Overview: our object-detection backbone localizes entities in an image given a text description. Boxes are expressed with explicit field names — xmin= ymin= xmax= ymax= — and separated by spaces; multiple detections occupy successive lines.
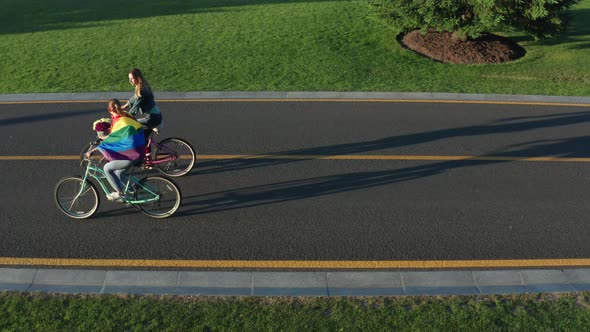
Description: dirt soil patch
xmin=400 ymin=30 xmax=526 ymax=64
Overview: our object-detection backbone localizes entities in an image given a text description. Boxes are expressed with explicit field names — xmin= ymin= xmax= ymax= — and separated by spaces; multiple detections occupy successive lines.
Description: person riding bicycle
xmin=85 ymin=99 xmax=145 ymax=201
xmin=121 ymin=68 xmax=162 ymax=149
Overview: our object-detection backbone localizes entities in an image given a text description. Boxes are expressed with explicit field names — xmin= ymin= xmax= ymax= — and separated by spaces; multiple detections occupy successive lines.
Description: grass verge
xmin=2 ymin=292 xmax=590 ymax=330
xmin=1 ymin=0 xmax=589 ymax=96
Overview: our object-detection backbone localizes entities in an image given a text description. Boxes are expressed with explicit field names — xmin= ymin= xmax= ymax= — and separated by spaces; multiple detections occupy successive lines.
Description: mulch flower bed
xmin=400 ymin=29 xmax=526 ymax=64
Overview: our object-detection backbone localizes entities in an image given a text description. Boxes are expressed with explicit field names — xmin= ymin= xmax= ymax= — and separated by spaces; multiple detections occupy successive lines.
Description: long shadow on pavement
xmin=192 ymin=110 xmax=590 ymax=177
xmin=180 ymin=134 xmax=590 ymax=216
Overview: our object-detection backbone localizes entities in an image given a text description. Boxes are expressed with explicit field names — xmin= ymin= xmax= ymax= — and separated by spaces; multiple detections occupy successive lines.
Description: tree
xmin=369 ymin=0 xmax=579 ymax=39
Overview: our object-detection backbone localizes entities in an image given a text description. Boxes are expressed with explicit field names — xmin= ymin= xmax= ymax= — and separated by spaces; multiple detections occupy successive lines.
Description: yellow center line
xmin=166 ymin=99 xmax=590 ymax=107
xmin=1 ymin=154 xmax=590 ymax=162
xmin=1 ymin=257 xmax=590 ymax=269
xmin=2 ymin=152 xmax=588 ymax=270
xmin=0 ymin=155 xmax=81 ymax=160
xmin=1 ymin=98 xmax=589 ymax=107
xmin=199 ymin=154 xmax=590 ymax=162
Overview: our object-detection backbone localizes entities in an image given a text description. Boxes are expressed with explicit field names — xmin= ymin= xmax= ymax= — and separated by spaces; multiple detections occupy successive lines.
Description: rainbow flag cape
xmin=98 ymin=116 xmax=145 ymax=161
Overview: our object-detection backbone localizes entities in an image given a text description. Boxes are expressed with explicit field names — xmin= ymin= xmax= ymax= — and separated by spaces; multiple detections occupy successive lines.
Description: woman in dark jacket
xmin=122 ymin=68 xmax=162 ymax=144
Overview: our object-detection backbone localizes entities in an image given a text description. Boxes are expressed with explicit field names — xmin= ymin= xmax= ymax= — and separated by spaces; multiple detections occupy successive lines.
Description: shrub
xmin=369 ymin=0 xmax=579 ymax=39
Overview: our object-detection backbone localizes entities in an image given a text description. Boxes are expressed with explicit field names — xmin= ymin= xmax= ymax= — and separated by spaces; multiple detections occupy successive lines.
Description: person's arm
xmin=85 ymin=137 xmax=107 ymax=158
xmin=85 ymin=146 xmax=98 ymax=159
xmin=127 ymin=95 xmax=142 ymax=116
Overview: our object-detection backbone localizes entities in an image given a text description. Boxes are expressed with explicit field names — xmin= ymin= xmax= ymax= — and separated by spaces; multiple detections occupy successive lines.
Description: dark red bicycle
xmin=80 ymin=128 xmax=195 ymax=177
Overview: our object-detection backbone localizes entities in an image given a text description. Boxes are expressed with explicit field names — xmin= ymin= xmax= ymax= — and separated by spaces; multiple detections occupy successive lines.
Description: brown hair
xmin=107 ymin=98 xmax=126 ymax=116
xmin=129 ymin=68 xmax=152 ymax=97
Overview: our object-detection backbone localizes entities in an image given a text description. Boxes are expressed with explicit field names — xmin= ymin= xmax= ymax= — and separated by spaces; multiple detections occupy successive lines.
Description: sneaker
xmin=106 ymin=192 xmax=120 ymax=201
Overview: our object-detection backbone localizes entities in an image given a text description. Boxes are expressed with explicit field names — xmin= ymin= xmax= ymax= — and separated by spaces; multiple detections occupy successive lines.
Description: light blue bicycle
xmin=55 ymin=141 xmax=182 ymax=219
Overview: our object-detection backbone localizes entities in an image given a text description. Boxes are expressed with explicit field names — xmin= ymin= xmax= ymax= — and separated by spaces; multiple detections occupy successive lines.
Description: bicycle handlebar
xmin=81 ymin=155 xmax=90 ymax=166
xmin=81 ymin=138 xmax=103 ymax=166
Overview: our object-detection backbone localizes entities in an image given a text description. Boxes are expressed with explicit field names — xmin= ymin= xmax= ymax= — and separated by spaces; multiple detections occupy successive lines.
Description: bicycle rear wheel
xmin=54 ymin=177 xmax=99 ymax=219
xmin=135 ymin=176 xmax=181 ymax=218
xmin=153 ymin=137 xmax=195 ymax=177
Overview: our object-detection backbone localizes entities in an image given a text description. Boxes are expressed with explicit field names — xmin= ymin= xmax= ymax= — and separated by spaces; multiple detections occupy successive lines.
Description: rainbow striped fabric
xmin=98 ymin=116 xmax=145 ymax=161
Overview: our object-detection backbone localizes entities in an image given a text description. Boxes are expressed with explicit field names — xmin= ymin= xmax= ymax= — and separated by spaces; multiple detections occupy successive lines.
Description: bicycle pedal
xmin=114 ymin=195 xmax=131 ymax=203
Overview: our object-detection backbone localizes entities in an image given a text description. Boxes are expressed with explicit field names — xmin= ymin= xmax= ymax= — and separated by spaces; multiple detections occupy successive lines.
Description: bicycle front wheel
xmin=153 ymin=138 xmax=196 ymax=177
xmin=136 ymin=176 xmax=181 ymax=218
xmin=54 ymin=177 xmax=99 ymax=219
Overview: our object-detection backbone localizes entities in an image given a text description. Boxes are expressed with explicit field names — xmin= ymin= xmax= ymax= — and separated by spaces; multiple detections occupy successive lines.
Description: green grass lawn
xmin=2 ymin=292 xmax=590 ymax=330
xmin=1 ymin=0 xmax=589 ymax=96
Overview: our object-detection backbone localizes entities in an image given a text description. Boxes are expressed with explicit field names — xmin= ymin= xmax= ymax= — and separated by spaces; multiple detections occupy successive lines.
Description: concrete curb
xmin=1 ymin=91 xmax=589 ymax=104
xmin=2 ymin=268 xmax=590 ymax=296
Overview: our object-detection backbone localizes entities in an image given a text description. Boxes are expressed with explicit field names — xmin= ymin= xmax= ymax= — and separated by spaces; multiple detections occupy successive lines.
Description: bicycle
xmin=55 ymin=148 xmax=182 ymax=219
xmin=80 ymin=128 xmax=196 ymax=177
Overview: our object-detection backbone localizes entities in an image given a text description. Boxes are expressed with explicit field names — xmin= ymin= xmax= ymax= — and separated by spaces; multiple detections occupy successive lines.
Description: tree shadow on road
xmin=192 ymin=110 xmax=590 ymax=177
xmin=0 ymin=109 xmax=104 ymax=127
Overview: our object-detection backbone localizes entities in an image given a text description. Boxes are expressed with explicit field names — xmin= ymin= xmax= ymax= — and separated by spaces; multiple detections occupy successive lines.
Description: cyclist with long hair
xmin=122 ymin=68 xmax=162 ymax=145
xmin=85 ymin=99 xmax=145 ymax=201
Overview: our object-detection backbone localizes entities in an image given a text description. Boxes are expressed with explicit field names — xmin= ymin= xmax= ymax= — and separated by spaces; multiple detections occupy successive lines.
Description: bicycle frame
xmin=144 ymin=136 xmax=179 ymax=167
xmin=79 ymin=157 xmax=160 ymax=205
xmin=89 ymin=132 xmax=183 ymax=168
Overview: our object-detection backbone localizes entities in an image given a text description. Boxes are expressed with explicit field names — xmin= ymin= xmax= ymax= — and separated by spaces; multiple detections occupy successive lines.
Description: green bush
xmin=369 ymin=0 xmax=579 ymax=39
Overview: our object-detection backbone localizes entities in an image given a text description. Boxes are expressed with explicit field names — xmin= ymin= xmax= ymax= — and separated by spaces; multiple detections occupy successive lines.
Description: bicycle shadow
xmin=82 ymin=109 xmax=590 ymax=218
xmin=92 ymin=205 xmax=139 ymax=219
xmin=179 ymin=134 xmax=590 ymax=216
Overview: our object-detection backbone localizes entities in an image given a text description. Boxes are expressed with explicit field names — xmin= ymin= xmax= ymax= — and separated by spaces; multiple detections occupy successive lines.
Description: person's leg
xmin=104 ymin=160 xmax=133 ymax=193
xmin=146 ymin=113 xmax=162 ymax=128
xmin=143 ymin=128 xmax=152 ymax=146
xmin=113 ymin=167 xmax=131 ymax=192
xmin=138 ymin=113 xmax=162 ymax=146
xmin=138 ymin=114 xmax=152 ymax=147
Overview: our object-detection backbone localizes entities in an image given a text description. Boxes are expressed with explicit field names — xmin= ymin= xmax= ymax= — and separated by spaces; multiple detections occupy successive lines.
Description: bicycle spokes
xmin=152 ymin=138 xmax=195 ymax=177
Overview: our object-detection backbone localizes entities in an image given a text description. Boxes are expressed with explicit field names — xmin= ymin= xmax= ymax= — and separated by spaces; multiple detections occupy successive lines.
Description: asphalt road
xmin=1 ymin=99 xmax=590 ymax=268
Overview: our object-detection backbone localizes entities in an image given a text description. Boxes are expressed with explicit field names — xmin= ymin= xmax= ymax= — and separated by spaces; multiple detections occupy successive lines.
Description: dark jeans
xmin=138 ymin=113 xmax=162 ymax=145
